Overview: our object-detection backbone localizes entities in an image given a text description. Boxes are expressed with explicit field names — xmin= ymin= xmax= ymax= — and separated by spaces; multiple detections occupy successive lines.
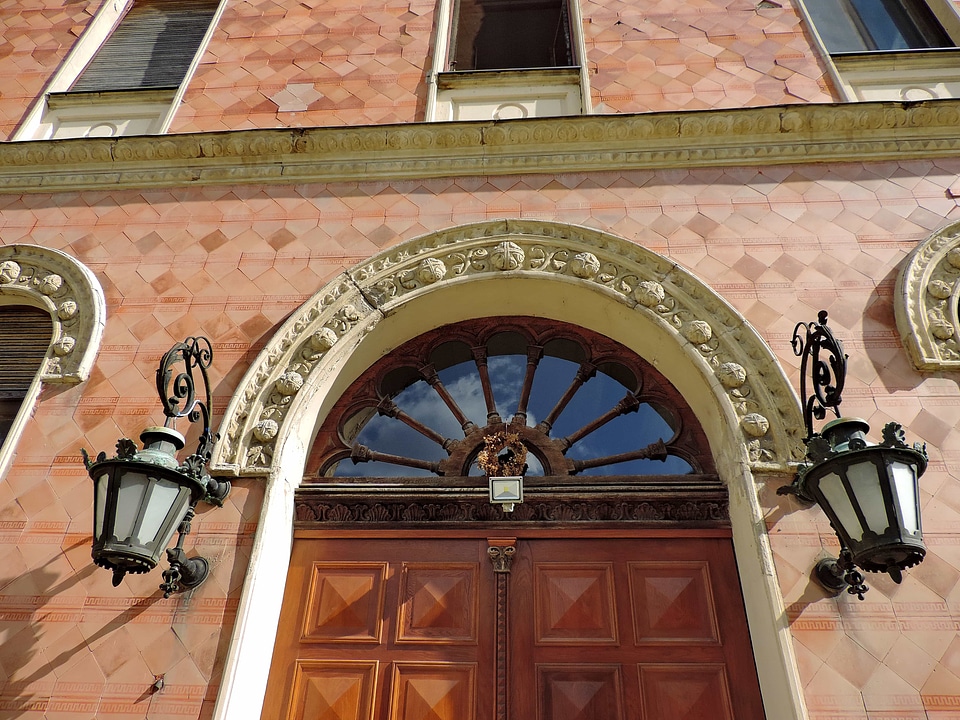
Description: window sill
xmin=433 ymin=67 xmax=583 ymax=122
xmin=831 ymin=48 xmax=960 ymax=101
xmin=438 ymin=67 xmax=581 ymax=90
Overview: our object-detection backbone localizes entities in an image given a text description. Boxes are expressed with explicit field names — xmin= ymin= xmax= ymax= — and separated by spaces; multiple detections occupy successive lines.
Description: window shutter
xmin=72 ymin=0 xmax=218 ymax=92
xmin=0 ymin=306 xmax=52 ymax=443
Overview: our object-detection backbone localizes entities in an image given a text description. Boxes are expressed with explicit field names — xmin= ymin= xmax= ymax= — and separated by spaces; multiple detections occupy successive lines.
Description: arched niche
xmin=896 ymin=218 xmax=960 ymax=371
xmin=0 ymin=244 xmax=105 ymax=479
xmin=211 ymin=219 xmax=808 ymax=720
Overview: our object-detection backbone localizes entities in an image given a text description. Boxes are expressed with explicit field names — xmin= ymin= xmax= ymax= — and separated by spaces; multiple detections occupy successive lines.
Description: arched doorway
xmin=210 ymin=220 xmax=807 ymax=720
xmin=261 ymin=317 xmax=765 ymax=720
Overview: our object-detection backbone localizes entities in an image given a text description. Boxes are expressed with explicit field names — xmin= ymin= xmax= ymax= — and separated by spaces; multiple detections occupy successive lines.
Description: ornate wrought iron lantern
xmin=83 ymin=337 xmax=230 ymax=597
xmin=779 ymin=312 xmax=927 ymax=599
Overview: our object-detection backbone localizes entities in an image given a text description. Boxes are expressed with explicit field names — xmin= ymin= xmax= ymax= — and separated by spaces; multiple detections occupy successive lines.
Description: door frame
xmin=209 ymin=221 xmax=808 ymax=720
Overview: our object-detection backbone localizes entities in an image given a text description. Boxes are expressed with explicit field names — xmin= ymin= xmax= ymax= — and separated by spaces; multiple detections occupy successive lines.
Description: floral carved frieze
xmin=212 ymin=220 xmax=805 ymax=476
xmin=0 ymin=245 xmax=105 ymax=383
xmin=896 ymin=220 xmax=960 ymax=371
xmin=2 ymin=101 xmax=960 ymax=193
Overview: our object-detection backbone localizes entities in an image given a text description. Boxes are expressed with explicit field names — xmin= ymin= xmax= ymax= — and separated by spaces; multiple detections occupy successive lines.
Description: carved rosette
xmin=0 ymin=246 xmax=105 ymax=384
xmin=212 ymin=220 xmax=803 ymax=475
xmin=897 ymin=220 xmax=960 ymax=370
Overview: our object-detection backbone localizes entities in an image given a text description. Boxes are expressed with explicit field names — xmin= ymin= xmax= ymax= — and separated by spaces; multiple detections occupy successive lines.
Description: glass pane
xmin=437 ymin=361 xmax=488 ymax=429
xmin=452 ymin=0 xmax=572 ymax=71
xmin=565 ymin=403 xmax=687 ymax=475
xmin=114 ymin=471 xmax=150 ymax=541
xmin=891 ymin=461 xmax=920 ymax=535
xmin=527 ymin=354 xmax=578 ymax=426
xmin=354 ymin=415 xmax=449 ymax=464
xmin=137 ymin=478 xmax=184 ymax=545
xmin=847 ymin=460 xmax=889 ymax=535
xmin=334 ymin=459 xmax=436 ymax=478
xmin=487 ymin=354 xmax=526 ymax=422
xmin=817 ymin=470 xmax=864 ymax=541
xmin=94 ymin=472 xmax=109 ymax=540
xmin=804 ymin=0 xmax=870 ymax=52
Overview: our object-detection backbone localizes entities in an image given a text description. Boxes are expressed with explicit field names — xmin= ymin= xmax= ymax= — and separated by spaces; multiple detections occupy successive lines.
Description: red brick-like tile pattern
xmin=2 ymin=161 xmax=960 ymax=718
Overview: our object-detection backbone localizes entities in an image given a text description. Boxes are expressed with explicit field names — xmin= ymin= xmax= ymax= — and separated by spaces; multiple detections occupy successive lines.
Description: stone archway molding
xmin=213 ymin=219 xmax=805 ymax=476
xmin=0 ymin=244 xmax=105 ymax=384
xmin=896 ymin=218 xmax=960 ymax=371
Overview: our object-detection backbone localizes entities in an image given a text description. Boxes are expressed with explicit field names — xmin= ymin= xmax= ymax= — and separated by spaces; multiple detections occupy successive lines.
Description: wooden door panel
xmin=262 ymin=538 xmax=494 ymax=720
xmin=265 ymin=534 xmax=764 ymax=720
xmin=390 ymin=662 xmax=477 ymax=720
xmin=397 ymin=564 xmax=479 ymax=644
xmin=627 ymin=562 xmax=719 ymax=645
xmin=510 ymin=538 xmax=764 ymax=720
xmin=288 ymin=660 xmax=378 ymax=720
xmin=638 ymin=663 xmax=735 ymax=720
xmin=534 ymin=563 xmax=618 ymax=644
xmin=302 ymin=563 xmax=387 ymax=644
xmin=537 ymin=665 xmax=625 ymax=720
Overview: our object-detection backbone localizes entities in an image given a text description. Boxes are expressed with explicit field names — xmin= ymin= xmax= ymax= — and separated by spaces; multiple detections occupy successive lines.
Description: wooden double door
xmin=262 ymin=530 xmax=766 ymax=720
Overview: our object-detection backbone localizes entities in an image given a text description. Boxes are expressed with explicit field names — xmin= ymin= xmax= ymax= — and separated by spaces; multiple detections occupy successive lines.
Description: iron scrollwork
xmin=792 ymin=310 xmax=848 ymax=441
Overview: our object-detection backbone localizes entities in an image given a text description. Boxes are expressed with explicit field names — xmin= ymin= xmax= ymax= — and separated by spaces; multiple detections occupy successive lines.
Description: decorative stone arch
xmin=211 ymin=220 xmax=808 ymax=720
xmin=0 ymin=244 xmax=106 ymax=476
xmin=896 ymin=218 xmax=960 ymax=371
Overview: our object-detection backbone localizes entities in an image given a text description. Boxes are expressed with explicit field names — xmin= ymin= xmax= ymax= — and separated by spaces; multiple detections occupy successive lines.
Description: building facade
xmin=2 ymin=1 xmax=960 ymax=719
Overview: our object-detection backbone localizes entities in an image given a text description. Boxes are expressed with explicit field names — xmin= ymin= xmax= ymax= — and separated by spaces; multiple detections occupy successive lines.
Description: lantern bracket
xmin=792 ymin=310 xmax=847 ymax=442
xmin=815 ymin=549 xmax=869 ymax=601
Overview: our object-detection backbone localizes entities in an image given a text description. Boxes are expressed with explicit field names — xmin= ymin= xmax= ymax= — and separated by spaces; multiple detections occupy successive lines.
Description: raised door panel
xmin=534 ymin=563 xmax=618 ymax=644
xmin=288 ymin=660 xmax=378 ymax=720
xmin=397 ymin=564 xmax=479 ymax=644
xmin=302 ymin=563 xmax=387 ymax=644
xmin=638 ymin=664 xmax=735 ymax=720
xmin=628 ymin=562 xmax=719 ymax=646
xmin=390 ymin=663 xmax=477 ymax=720
xmin=538 ymin=665 xmax=625 ymax=720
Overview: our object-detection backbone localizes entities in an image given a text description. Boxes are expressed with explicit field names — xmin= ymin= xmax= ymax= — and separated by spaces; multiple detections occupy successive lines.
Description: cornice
xmin=2 ymin=100 xmax=960 ymax=193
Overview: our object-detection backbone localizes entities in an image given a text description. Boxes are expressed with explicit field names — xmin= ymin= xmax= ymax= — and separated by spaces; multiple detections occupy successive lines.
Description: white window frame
xmin=425 ymin=0 xmax=592 ymax=121
xmin=12 ymin=0 xmax=228 ymax=141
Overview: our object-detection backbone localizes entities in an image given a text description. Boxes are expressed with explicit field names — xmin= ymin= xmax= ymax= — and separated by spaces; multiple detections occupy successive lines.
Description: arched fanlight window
xmin=307 ymin=317 xmax=714 ymax=478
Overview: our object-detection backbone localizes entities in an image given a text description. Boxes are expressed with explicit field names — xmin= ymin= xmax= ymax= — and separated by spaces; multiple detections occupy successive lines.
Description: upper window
xmin=19 ymin=0 xmax=220 ymax=140
xmin=71 ymin=0 xmax=219 ymax=92
xmin=449 ymin=0 xmax=575 ymax=71
xmin=804 ymin=0 xmax=953 ymax=53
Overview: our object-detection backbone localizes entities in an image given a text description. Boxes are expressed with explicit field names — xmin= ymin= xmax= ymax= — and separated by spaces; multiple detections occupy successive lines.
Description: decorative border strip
xmin=294 ymin=493 xmax=729 ymax=526
xmin=2 ymin=101 xmax=960 ymax=193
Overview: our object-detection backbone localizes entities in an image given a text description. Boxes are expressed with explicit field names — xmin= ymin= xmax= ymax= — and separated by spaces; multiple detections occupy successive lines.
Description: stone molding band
xmin=1 ymin=100 xmax=960 ymax=194
xmin=212 ymin=219 xmax=806 ymax=478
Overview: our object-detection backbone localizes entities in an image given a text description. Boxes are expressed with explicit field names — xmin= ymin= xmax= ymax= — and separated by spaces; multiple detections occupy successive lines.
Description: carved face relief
xmin=0 ymin=261 xmax=20 ymax=284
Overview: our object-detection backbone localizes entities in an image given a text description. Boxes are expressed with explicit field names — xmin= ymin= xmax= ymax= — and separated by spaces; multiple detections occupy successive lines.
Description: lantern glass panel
xmin=818 ymin=470 xmax=864 ymax=541
xmin=847 ymin=459 xmax=889 ymax=536
xmin=93 ymin=472 xmax=108 ymax=540
xmin=140 ymin=478 xmax=187 ymax=545
xmin=114 ymin=471 xmax=150 ymax=542
xmin=891 ymin=461 xmax=920 ymax=535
